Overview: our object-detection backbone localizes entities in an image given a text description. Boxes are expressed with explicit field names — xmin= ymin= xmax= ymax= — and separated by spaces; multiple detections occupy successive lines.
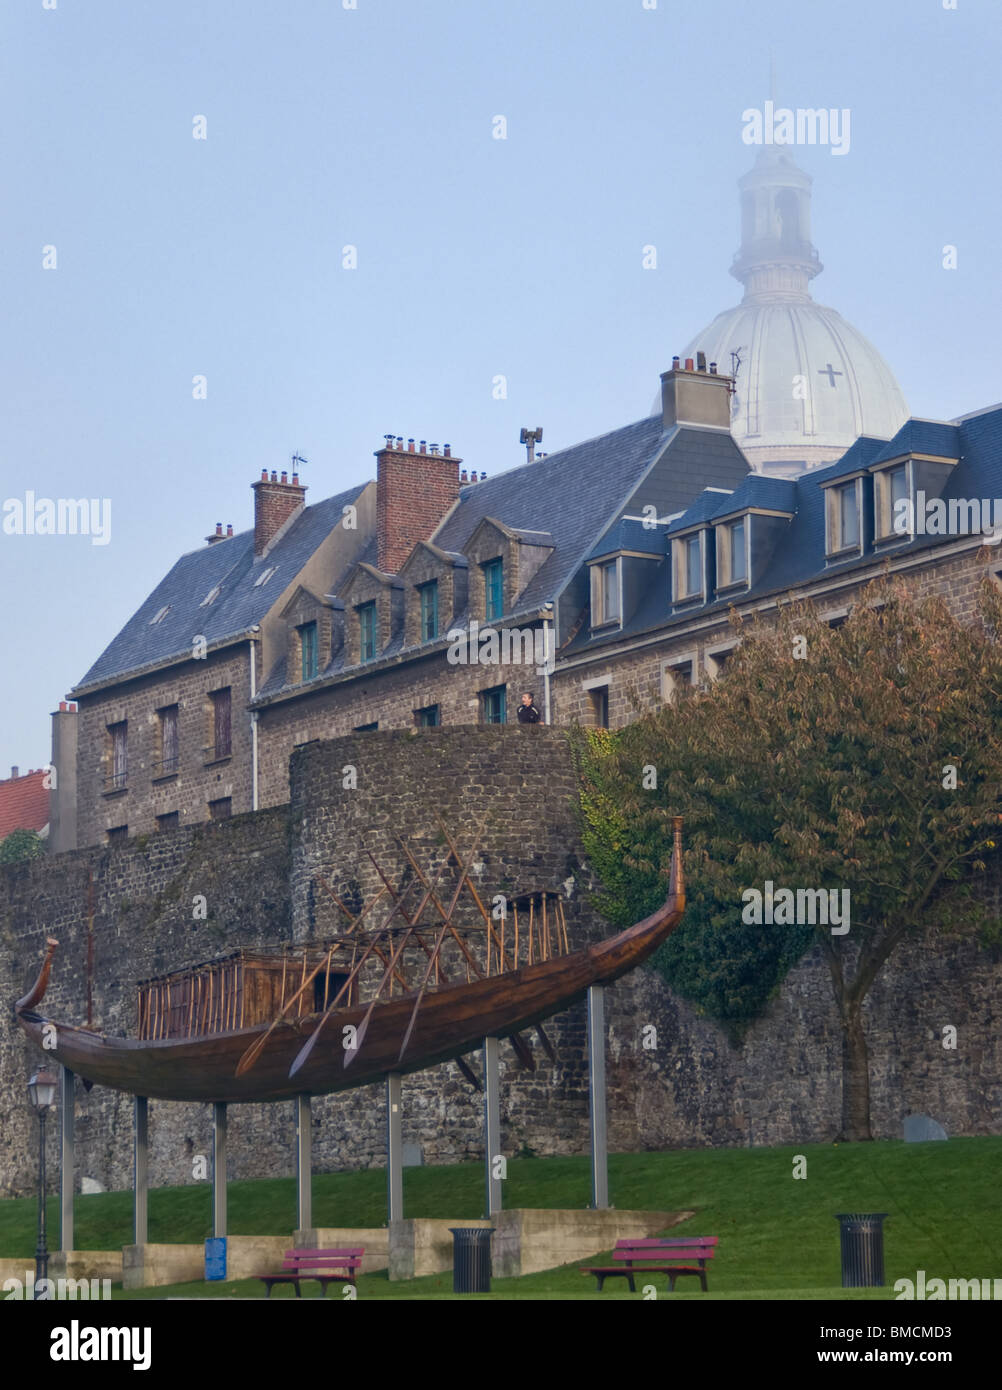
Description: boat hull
xmin=14 ymin=892 xmax=682 ymax=1103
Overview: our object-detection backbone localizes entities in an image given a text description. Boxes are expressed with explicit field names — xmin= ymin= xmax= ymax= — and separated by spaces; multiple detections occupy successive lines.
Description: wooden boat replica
xmin=14 ymin=817 xmax=685 ymax=1105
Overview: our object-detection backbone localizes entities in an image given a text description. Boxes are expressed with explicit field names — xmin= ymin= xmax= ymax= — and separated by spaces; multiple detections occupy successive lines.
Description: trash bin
xmin=834 ymin=1213 xmax=887 ymax=1287
xmin=449 ymin=1227 xmax=494 ymax=1294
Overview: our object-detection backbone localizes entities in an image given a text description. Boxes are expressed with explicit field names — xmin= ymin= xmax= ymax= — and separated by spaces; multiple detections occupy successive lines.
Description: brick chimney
xmin=252 ymin=468 xmax=307 ymax=557
xmin=660 ymin=354 xmax=733 ymax=430
xmin=376 ymin=436 xmax=462 ymax=573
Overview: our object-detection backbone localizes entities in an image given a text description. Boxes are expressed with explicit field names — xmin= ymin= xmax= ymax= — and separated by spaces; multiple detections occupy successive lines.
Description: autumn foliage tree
xmin=575 ymin=577 xmax=1002 ymax=1141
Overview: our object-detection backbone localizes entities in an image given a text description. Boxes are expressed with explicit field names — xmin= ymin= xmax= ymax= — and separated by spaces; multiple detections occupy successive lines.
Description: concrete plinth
xmin=492 ymin=1208 xmax=689 ymax=1278
xmin=123 ymin=1243 xmax=204 ymax=1290
xmin=388 ymin=1208 xmax=690 ymax=1281
xmin=389 ymin=1217 xmax=494 ymax=1280
xmin=294 ymin=1227 xmax=389 ymax=1274
xmin=50 ymin=1250 xmax=123 ymax=1283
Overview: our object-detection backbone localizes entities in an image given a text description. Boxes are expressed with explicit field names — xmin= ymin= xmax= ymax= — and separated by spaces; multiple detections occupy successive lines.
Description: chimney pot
xmin=408 ymin=438 xmax=415 ymax=452
xmin=59 ymin=701 xmax=67 ymax=711
xmin=710 ymin=362 xmax=718 ymax=374
xmin=419 ymin=441 xmax=426 ymax=453
xmin=280 ymin=470 xmax=288 ymax=484
xmin=270 ymin=470 xmax=278 ymax=483
xmin=480 ymin=471 xmax=487 ymax=481
xmin=226 ymin=523 xmax=233 ymax=537
xmin=261 ymin=469 xmax=269 ymax=481
xmin=685 ymin=358 xmax=695 ymax=371
xmin=216 ymin=522 xmax=223 ymax=534
xmin=672 ymin=355 xmax=680 ymax=368
xmin=11 ymin=766 xmax=18 ymax=779
xmin=444 ymin=444 xmax=451 ymax=457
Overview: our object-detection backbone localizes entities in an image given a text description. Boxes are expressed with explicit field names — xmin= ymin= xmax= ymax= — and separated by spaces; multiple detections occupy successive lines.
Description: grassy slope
xmin=2 ymin=1137 xmax=999 ymax=1299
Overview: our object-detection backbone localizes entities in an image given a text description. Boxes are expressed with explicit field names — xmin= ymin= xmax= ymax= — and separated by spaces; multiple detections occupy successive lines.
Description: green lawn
xmin=2 ymin=1136 xmax=999 ymax=1299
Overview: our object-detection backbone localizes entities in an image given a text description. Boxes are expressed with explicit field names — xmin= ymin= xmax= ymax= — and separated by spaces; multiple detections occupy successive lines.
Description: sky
xmin=1 ymin=0 xmax=999 ymax=774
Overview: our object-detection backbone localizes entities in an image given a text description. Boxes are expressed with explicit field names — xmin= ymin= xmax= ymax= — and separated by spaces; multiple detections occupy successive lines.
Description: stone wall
xmin=2 ymin=726 xmax=1000 ymax=1206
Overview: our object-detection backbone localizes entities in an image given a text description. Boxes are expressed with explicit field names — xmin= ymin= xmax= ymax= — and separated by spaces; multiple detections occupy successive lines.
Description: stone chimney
xmin=252 ymin=469 xmax=307 ymax=557
xmin=49 ymin=702 xmax=78 ymax=853
xmin=660 ymin=354 xmax=734 ymax=430
xmin=376 ymin=436 xmax=462 ymax=573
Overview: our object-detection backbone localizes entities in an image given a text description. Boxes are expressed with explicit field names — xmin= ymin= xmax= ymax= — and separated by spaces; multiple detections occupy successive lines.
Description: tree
xmin=0 ymin=828 xmax=45 ymax=864
xmin=575 ymin=577 xmax=1002 ymax=1141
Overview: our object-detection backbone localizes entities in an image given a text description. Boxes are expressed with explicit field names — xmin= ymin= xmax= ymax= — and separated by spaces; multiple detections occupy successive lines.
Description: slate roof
xmin=665 ymin=489 xmax=735 ymax=533
xmin=870 ymin=419 xmax=962 ymax=464
xmin=74 ymin=485 xmax=368 ymax=693
xmin=566 ymin=405 xmax=1002 ymax=656
xmin=587 ymin=517 xmax=666 ymax=560
xmin=0 ymin=770 xmax=49 ymax=838
xmin=431 ymin=415 xmax=672 ymax=613
xmin=710 ymin=475 xmax=797 ymax=519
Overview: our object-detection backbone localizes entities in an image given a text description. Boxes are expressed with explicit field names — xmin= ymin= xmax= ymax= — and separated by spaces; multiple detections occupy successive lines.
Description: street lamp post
xmin=27 ymin=1067 xmax=58 ymax=1297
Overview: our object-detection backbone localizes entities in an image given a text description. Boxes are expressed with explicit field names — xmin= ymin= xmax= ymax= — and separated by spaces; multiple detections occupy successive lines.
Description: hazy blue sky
xmin=2 ymin=0 xmax=999 ymax=772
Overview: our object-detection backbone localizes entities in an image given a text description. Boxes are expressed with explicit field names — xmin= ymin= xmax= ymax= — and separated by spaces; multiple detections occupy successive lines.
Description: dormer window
xmin=874 ymin=462 xmax=912 ymax=542
xmin=672 ymin=532 xmax=704 ymax=602
xmin=716 ymin=518 xmax=748 ymax=589
xmin=358 ymin=602 xmax=377 ymax=662
xmin=418 ymin=580 xmax=439 ymax=642
xmin=825 ymin=478 xmax=862 ymax=556
xmin=483 ymin=557 xmax=503 ymax=622
xmin=590 ymin=558 xmax=621 ymax=628
xmin=299 ymin=621 xmax=318 ymax=681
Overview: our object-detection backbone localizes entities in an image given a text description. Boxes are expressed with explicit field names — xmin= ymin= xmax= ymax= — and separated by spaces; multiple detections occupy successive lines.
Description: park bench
xmin=257 ymin=1247 xmax=364 ymax=1297
xmin=581 ymin=1236 xmax=718 ymax=1292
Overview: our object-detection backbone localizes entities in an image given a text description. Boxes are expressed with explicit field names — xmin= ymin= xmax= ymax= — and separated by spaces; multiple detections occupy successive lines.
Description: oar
xmin=236 ymin=881 xmax=395 ymax=1077
xmin=395 ymin=823 xmax=487 ymax=1065
xmin=291 ymin=861 xmax=446 ymax=1078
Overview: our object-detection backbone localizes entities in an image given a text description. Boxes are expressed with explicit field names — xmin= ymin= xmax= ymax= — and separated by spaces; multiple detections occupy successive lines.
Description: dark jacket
xmin=517 ymin=702 xmax=541 ymax=724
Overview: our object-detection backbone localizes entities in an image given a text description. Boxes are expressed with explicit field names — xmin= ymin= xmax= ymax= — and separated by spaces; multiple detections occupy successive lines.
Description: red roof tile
xmin=0 ymin=769 xmax=50 ymax=839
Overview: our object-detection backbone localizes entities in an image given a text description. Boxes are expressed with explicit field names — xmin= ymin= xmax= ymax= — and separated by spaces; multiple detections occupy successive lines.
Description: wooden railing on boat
xmin=137 ymin=892 xmax=570 ymax=1043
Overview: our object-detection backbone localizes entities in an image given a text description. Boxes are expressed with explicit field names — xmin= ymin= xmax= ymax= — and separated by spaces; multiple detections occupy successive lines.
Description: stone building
xmin=53 ymin=354 xmax=1002 ymax=849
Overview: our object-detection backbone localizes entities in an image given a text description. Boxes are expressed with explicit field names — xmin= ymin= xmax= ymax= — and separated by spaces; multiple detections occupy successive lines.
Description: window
xmin=155 ymin=705 xmax=179 ymax=777
xmin=729 ymin=520 xmax=746 ymax=582
xmin=418 ymin=581 xmax=439 ymax=642
xmin=358 ymin=603 xmax=377 ymax=662
xmin=209 ymin=688 xmax=231 ymax=759
xmin=673 ymin=534 xmax=703 ymax=601
xmin=208 ymin=797 xmax=232 ymax=821
xmin=875 ymin=463 xmax=911 ymax=540
xmin=414 ymin=705 xmax=440 ymax=727
xmin=156 ymin=812 xmax=179 ymax=832
xmin=589 ymin=686 xmax=610 ymax=728
xmin=483 ymin=558 xmax=504 ymax=622
xmin=826 ymin=480 xmax=861 ymax=555
xmin=705 ymin=644 xmax=737 ymax=681
xmin=591 ymin=559 xmax=621 ymax=626
xmin=662 ymin=654 xmax=697 ymax=702
xmin=299 ymin=621 xmax=319 ymax=681
xmin=481 ymin=684 xmax=507 ymax=724
xmin=107 ymin=721 xmax=128 ymax=791
xmin=106 ymin=825 xmax=128 ymax=845
xmin=353 ymin=721 xmax=378 ymax=732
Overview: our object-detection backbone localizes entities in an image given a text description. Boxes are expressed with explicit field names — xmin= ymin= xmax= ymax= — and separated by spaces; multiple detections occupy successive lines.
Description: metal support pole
xmin=484 ymin=1037 xmax=502 ymax=1216
xmin=587 ymin=984 xmax=609 ymax=1209
xmin=296 ymin=1094 xmax=312 ymax=1233
xmin=60 ymin=1067 xmax=74 ymax=1253
xmin=212 ymin=1102 xmax=227 ymax=1239
xmin=35 ymin=1109 xmax=49 ymax=1294
xmin=386 ymin=1074 xmax=403 ymax=1223
xmin=133 ymin=1096 xmax=148 ymax=1246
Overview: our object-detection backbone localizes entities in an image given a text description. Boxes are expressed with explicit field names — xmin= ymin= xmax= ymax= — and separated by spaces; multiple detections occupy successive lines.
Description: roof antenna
xmin=291 ymin=452 xmax=308 ymax=471
xmin=519 ymin=427 xmax=544 ymax=464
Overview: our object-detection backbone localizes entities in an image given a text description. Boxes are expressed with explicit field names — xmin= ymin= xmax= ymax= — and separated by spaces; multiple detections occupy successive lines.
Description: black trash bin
xmin=835 ymin=1212 xmax=887 ymax=1287
xmin=450 ymin=1227 xmax=494 ymax=1294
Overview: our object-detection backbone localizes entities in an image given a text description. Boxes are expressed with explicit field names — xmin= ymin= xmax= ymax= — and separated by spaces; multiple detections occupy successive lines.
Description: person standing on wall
xmin=517 ymin=692 xmax=541 ymax=725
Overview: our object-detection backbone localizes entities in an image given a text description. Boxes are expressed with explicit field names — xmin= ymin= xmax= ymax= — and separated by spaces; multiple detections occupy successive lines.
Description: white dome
xmin=683 ymin=300 xmax=909 ymax=477
xmin=662 ymin=148 xmax=909 ymax=478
